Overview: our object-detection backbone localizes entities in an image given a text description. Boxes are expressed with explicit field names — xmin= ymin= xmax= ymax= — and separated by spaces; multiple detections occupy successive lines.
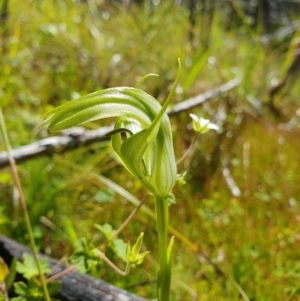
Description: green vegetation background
xmin=1 ymin=1 xmax=300 ymax=300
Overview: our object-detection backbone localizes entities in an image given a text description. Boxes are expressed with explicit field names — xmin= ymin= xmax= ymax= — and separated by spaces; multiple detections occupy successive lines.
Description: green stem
xmin=0 ymin=109 xmax=51 ymax=301
xmin=155 ymin=196 xmax=171 ymax=301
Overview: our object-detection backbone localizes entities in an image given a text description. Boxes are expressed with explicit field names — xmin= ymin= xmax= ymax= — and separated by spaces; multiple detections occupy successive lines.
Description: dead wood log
xmin=0 ymin=235 xmax=148 ymax=301
xmin=0 ymin=78 xmax=239 ymax=169
xmin=0 ymin=126 xmax=113 ymax=168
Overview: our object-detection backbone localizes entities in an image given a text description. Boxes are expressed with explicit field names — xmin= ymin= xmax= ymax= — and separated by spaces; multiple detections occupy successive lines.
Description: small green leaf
xmin=111 ymin=238 xmax=128 ymax=263
xmin=69 ymin=238 xmax=102 ymax=275
xmin=11 ymin=297 xmax=26 ymax=301
xmin=12 ymin=280 xmax=47 ymax=301
xmin=12 ymin=279 xmax=61 ymax=301
xmin=13 ymin=282 xmax=28 ymax=296
xmin=16 ymin=254 xmax=51 ymax=280
xmin=95 ymin=223 xmax=128 ymax=262
xmin=95 ymin=223 xmax=116 ymax=240
xmin=5 ymin=257 xmax=17 ymax=290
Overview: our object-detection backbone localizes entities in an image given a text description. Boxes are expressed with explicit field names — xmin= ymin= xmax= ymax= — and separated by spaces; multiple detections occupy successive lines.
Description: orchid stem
xmin=155 ymin=196 xmax=171 ymax=301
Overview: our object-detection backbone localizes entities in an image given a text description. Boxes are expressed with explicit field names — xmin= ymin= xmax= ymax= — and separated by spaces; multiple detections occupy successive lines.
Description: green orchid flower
xmin=41 ymin=69 xmax=180 ymax=198
xmin=41 ymin=61 xmax=181 ymax=301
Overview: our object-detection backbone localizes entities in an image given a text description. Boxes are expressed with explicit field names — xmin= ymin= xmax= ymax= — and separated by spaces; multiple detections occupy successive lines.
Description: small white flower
xmin=189 ymin=113 xmax=219 ymax=134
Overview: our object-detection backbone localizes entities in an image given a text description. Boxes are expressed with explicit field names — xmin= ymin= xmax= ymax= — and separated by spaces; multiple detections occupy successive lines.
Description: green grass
xmin=1 ymin=1 xmax=300 ymax=300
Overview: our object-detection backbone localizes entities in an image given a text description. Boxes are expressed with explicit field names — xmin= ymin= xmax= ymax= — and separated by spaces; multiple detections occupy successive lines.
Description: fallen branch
xmin=0 ymin=235 xmax=147 ymax=301
xmin=0 ymin=126 xmax=113 ymax=168
xmin=168 ymin=78 xmax=240 ymax=116
xmin=0 ymin=78 xmax=239 ymax=168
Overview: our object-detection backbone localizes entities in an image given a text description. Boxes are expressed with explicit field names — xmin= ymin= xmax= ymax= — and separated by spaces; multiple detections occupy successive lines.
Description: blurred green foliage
xmin=1 ymin=0 xmax=300 ymax=300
